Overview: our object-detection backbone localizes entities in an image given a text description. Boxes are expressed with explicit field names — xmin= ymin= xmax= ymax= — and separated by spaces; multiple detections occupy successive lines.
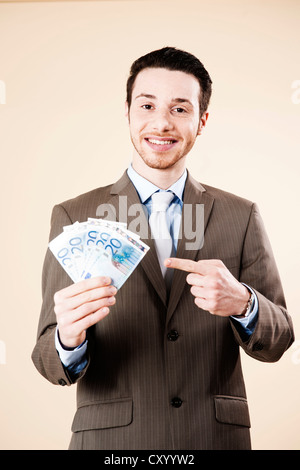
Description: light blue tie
xmin=149 ymin=191 xmax=174 ymax=279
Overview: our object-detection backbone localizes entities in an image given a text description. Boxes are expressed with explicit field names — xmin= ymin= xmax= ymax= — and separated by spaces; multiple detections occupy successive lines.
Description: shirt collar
xmin=127 ymin=163 xmax=187 ymax=204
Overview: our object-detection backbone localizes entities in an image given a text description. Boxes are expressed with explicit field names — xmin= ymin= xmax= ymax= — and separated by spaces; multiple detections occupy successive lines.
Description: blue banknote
xmin=49 ymin=219 xmax=150 ymax=288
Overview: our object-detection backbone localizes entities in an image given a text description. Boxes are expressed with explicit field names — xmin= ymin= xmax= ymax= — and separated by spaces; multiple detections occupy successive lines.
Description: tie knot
xmin=151 ymin=191 xmax=174 ymax=212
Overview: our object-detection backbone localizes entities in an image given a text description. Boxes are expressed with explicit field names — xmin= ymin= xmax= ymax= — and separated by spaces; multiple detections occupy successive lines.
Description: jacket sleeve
xmin=230 ymin=203 xmax=294 ymax=362
xmin=31 ymin=204 xmax=90 ymax=386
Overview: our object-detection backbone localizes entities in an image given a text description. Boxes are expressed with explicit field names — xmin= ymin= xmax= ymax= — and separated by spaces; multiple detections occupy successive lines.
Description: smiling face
xmin=125 ymin=67 xmax=208 ymax=175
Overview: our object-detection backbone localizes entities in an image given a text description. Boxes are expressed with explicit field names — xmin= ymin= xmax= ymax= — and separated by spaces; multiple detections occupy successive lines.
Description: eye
xmin=142 ymin=104 xmax=153 ymax=110
xmin=173 ymin=107 xmax=186 ymax=114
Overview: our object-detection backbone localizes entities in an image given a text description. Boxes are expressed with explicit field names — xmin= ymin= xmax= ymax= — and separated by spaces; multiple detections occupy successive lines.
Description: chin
xmin=141 ymin=153 xmax=184 ymax=171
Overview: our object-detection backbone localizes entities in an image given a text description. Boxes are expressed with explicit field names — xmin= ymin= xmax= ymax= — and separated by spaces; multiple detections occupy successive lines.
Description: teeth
xmin=148 ymin=139 xmax=174 ymax=145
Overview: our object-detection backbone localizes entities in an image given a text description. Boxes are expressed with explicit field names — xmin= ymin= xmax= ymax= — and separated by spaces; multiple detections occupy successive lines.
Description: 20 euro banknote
xmin=48 ymin=219 xmax=150 ymax=288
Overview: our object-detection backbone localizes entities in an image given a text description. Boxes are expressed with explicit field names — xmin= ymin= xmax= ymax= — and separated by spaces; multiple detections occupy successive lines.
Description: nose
xmin=152 ymin=108 xmax=174 ymax=132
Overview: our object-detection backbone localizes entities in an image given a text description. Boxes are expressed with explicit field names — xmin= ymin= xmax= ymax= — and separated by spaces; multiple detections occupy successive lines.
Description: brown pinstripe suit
xmin=32 ymin=170 xmax=294 ymax=450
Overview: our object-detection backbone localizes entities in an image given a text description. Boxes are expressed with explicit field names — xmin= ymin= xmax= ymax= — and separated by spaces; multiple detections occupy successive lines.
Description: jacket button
xmin=58 ymin=378 xmax=67 ymax=386
xmin=167 ymin=330 xmax=179 ymax=341
xmin=253 ymin=341 xmax=264 ymax=351
xmin=171 ymin=397 xmax=183 ymax=408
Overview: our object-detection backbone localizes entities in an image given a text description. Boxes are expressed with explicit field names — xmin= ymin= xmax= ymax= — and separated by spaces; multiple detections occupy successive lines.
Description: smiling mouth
xmin=146 ymin=138 xmax=177 ymax=145
xmin=144 ymin=138 xmax=178 ymax=151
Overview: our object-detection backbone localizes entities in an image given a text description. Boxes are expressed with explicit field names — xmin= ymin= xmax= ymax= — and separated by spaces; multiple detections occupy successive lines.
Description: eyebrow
xmin=135 ymin=93 xmax=194 ymax=106
xmin=135 ymin=93 xmax=156 ymax=100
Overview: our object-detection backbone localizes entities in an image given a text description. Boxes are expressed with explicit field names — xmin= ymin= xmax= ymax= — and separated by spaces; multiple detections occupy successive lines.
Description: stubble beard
xmin=130 ymin=136 xmax=188 ymax=171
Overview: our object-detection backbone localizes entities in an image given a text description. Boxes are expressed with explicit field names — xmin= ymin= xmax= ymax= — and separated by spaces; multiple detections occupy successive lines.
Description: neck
xmin=131 ymin=154 xmax=186 ymax=190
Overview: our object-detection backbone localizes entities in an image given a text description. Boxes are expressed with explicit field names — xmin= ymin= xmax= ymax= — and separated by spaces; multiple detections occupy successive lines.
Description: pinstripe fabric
xmin=32 ymin=171 xmax=294 ymax=450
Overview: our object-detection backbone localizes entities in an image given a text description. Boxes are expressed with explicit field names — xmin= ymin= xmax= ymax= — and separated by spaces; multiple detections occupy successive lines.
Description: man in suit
xmin=32 ymin=47 xmax=294 ymax=450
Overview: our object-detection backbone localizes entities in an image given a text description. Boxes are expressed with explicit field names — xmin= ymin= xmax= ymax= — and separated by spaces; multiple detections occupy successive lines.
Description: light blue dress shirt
xmin=127 ymin=163 xmax=186 ymax=252
xmin=55 ymin=165 xmax=258 ymax=377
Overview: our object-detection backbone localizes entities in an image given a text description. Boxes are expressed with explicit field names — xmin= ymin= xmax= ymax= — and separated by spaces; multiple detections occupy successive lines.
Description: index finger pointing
xmin=164 ymin=257 xmax=202 ymax=274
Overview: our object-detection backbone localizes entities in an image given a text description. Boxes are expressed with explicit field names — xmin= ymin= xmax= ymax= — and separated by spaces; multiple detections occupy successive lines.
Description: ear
xmin=125 ymin=101 xmax=130 ymax=121
xmin=197 ymin=111 xmax=209 ymax=135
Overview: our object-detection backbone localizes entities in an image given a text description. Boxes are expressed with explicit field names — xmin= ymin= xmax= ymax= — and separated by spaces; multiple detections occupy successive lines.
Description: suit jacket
xmin=31 ymin=170 xmax=294 ymax=450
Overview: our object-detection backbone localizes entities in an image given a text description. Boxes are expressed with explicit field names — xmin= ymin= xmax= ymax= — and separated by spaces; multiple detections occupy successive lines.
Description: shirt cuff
xmin=55 ymin=326 xmax=88 ymax=368
xmin=230 ymin=284 xmax=258 ymax=331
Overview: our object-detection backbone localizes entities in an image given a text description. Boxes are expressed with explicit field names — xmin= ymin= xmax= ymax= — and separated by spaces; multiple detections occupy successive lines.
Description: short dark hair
xmin=126 ymin=46 xmax=212 ymax=117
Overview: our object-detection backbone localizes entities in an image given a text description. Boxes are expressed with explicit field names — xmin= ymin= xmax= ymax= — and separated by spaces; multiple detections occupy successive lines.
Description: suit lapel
xmin=166 ymin=172 xmax=214 ymax=323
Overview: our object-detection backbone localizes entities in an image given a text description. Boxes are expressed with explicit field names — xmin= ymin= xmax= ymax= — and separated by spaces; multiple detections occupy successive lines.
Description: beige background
xmin=0 ymin=0 xmax=299 ymax=450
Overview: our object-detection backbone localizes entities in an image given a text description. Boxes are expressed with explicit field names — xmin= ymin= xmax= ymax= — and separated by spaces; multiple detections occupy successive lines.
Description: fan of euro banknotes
xmin=49 ymin=218 xmax=150 ymax=289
